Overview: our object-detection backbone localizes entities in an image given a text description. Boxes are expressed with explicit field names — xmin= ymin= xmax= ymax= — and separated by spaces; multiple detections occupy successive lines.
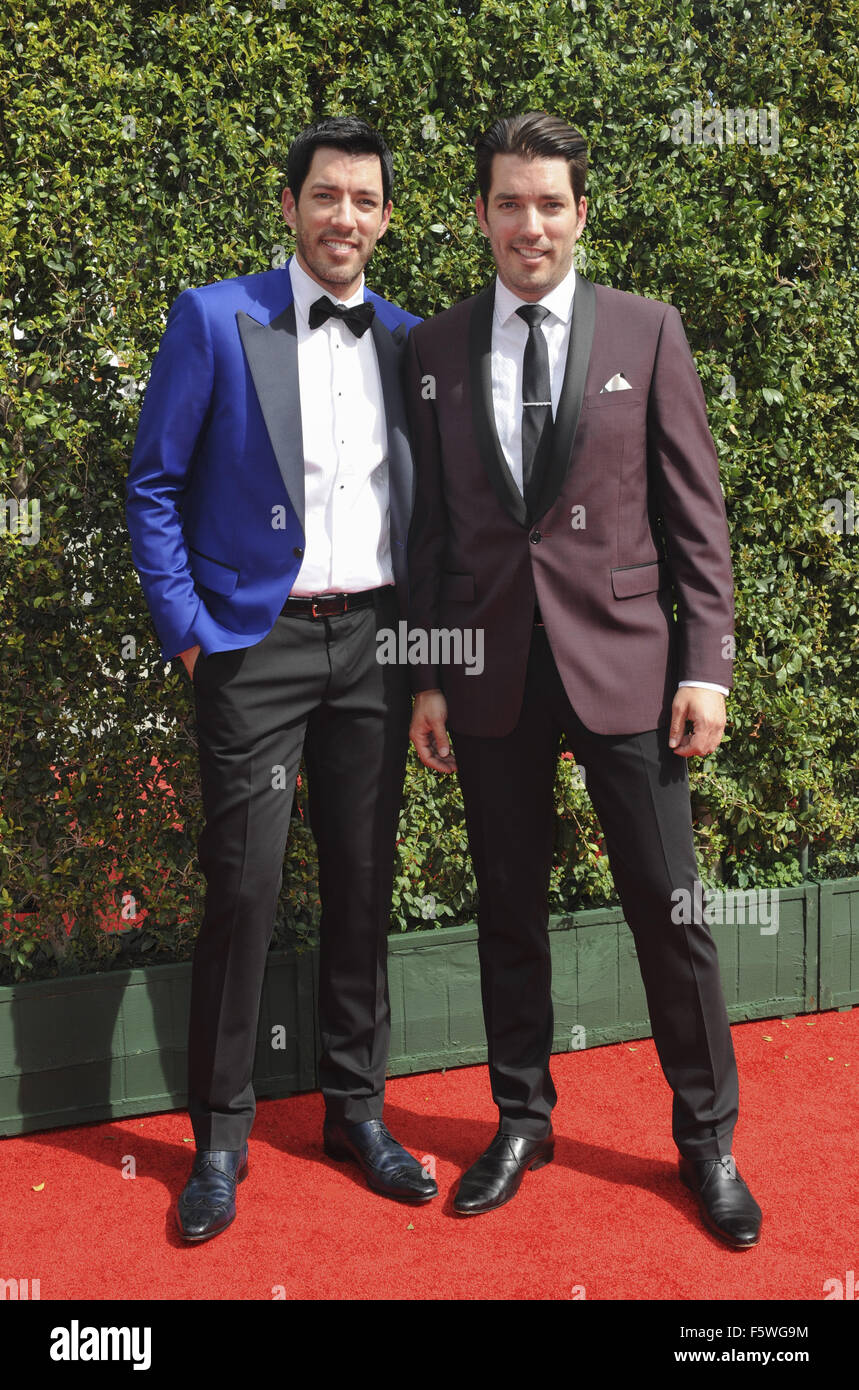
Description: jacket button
xmin=529 ymin=530 xmax=542 ymax=545
xmin=293 ymin=546 xmax=304 ymax=559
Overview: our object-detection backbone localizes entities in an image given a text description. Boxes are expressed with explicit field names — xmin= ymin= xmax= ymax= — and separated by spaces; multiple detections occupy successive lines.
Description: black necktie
xmin=308 ymin=296 xmax=375 ymax=338
xmin=516 ymin=304 xmax=553 ymax=508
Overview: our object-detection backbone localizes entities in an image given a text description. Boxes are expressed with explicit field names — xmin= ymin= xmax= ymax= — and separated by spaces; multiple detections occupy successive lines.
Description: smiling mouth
xmin=321 ymin=239 xmax=358 ymax=253
xmin=512 ymin=246 xmax=549 ymax=260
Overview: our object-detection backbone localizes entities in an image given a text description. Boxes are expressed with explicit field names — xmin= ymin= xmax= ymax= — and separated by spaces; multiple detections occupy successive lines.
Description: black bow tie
xmin=308 ymin=297 xmax=375 ymax=337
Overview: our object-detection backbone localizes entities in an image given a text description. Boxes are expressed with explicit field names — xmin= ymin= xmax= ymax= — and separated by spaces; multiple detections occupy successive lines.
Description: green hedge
xmin=1 ymin=0 xmax=857 ymax=982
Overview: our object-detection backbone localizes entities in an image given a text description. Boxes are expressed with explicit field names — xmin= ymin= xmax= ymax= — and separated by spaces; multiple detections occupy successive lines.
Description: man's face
xmin=282 ymin=147 xmax=392 ymax=299
xmin=475 ymin=153 xmax=587 ymax=301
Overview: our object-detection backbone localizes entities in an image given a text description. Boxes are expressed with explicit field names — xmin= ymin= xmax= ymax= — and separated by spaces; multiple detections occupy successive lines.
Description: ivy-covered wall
xmin=1 ymin=0 xmax=857 ymax=981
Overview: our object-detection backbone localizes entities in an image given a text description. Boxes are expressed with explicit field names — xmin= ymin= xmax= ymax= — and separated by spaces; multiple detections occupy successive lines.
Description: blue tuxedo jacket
xmin=126 ymin=258 xmax=421 ymax=661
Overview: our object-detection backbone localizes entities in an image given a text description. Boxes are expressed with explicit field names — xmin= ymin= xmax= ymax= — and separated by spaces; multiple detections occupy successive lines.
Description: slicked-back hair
xmin=286 ymin=116 xmax=394 ymax=205
xmin=475 ymin=113 xmax=588 ymax=205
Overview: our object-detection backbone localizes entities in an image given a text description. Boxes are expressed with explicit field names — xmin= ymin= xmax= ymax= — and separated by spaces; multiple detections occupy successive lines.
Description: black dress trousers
xmin=451 ymin=625 xmax=739 ymax=1160
xmin=186 ymin=586 xmax=409 ymax=1151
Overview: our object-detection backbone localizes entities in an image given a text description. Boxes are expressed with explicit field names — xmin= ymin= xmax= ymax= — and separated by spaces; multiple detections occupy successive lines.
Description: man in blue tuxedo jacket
xmin=126 ymin=117 xmax=437 ymax=1241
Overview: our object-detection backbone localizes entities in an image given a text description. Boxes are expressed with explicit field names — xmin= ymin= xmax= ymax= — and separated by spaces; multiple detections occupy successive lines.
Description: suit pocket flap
xmin=441 ymin=572 xmax=475 ymax=602
xmin=611 ymin=560 xmax=666 ymax=599
xmin=189 ymin=547 xmax=239 ymax=597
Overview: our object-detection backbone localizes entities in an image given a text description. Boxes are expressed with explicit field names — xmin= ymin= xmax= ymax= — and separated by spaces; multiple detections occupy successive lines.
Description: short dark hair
xmin=475 ymin=113 xmax=588 ymax=205
xmin=286 ymin=116 xmax=394 ymax=205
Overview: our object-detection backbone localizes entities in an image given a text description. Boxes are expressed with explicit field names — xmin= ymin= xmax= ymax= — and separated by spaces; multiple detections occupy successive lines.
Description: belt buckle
xmin=310 ymin=593 xmax=346 ymax=618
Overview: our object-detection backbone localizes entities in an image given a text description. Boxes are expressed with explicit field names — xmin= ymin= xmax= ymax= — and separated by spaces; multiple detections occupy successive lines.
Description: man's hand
xmin=668 ymin=687 xmax=726 ymax=757
xmin=178 ymin=644 xmax=201 ymax=680
xmin=410 ymin=690 xmax=457 ymax=773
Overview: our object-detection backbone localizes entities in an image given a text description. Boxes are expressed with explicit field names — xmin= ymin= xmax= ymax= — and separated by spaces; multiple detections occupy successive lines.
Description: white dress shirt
xmin=490 ymin=263 xmax=728 ymax=697
xmin=289 ymin=256 xmax=393 ymax=594
xmin=491 ymin=261 xmax=576 ymax=494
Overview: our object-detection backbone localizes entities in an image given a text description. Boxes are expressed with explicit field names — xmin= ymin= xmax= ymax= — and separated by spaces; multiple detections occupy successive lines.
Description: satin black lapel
xmin=469 ymin=283 xmax=529 ymax=528
xmin=236 ymin=303 xmax=304 ymax=529
xmin=530 ymin=274 xmax=596 ymax=522
xmin=370 ymin=313 xmax=413 ymax=587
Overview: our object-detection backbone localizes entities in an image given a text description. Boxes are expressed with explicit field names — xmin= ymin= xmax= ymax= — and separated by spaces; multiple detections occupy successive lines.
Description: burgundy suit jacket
xmin=404 ymin=275 xmax=735 ymax=737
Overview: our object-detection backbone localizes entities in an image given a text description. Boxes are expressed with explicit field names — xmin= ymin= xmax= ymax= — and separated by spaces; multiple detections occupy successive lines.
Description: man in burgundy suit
xmin=406 ymin=113 xmax=762 ymax=1247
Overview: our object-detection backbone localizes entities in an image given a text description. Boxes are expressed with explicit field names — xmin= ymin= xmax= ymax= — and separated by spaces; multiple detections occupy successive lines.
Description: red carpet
xmin=1 ymin=1009 xmax=855 ymax=1301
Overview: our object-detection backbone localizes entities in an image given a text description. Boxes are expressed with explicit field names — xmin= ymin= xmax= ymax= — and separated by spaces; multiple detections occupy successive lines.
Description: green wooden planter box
xmin=0 ymin=879 xmax=854 ymax=1137
xmin=817 ymin=875 xmax=859 ymax=1009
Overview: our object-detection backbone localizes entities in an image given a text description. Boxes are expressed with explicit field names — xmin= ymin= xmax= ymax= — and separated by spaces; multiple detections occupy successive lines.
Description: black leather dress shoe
xmin=176 ymin=1145 xmax=249 ymax=1242
xmin=453 ymin=1130 xmax=555 ymax=1215
xmin=679 ymin=1154 xmax=762 ymax=1248
xmin=323 ymin=1119 xmax=438 ymax=1203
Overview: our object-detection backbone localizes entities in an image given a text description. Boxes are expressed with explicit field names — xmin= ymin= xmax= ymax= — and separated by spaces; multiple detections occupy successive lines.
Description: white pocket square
xmin=600 ymin=373 xmax=632 ymax=392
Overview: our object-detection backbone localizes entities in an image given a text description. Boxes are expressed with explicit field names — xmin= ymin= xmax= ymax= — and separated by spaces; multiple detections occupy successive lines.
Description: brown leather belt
xmin=281 ymin=586 xmax=389 ymax=619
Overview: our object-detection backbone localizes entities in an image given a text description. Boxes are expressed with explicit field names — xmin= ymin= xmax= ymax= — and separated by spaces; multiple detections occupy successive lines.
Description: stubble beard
xmin=294 ymin=229 xmax=375 ymax=294
xmin=494 ymin=230 xmax=577 ymax=300
xmin=505 ymin=263 xmax=555 ymax=300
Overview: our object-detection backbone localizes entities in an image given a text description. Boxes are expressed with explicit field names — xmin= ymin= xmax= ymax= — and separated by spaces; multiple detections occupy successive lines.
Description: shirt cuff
xmin=678 ymin=680 xmax=730 ymax=697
